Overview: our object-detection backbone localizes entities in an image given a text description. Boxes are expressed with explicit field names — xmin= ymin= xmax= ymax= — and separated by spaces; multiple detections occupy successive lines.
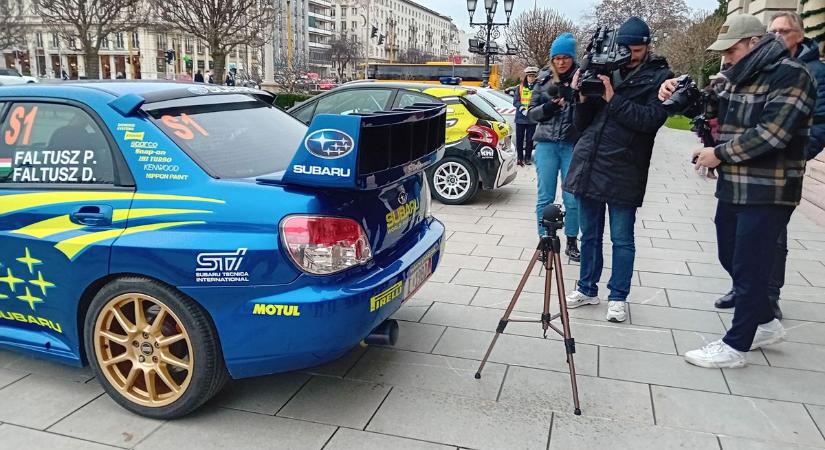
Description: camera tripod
xmin=474 ymin=205 xmax=582 ymax=415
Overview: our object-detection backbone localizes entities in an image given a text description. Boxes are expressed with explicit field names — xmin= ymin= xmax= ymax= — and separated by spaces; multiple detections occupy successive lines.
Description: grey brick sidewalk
xmin=1 ymin=127 xmax=825 ymax=449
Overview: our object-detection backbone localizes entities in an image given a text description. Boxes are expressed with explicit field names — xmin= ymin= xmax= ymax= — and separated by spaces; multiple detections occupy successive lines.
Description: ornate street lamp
xmin=467 ymin=0 xmax=514 ymax=86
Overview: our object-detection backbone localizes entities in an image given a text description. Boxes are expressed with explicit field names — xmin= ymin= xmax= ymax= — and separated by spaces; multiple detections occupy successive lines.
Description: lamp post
xmin=467 ymin=0 xmax=514 ymax=87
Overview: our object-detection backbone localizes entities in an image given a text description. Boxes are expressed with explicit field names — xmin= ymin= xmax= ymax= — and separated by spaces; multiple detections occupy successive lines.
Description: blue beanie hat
xmin=550 ymin=32 xmax=577 ymax=59
xmin=616 ymin=16 xmax=651 ymax=46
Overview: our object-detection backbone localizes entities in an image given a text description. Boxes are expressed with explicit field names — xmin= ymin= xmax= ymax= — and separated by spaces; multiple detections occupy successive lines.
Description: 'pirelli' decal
xmin=370 ymin=281 xmax=403 ymax=312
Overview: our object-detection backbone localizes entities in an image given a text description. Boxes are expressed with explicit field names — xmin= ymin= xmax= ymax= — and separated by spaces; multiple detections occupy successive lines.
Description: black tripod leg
xmin=542 ymin=253 xmax=554 ymax=338
xmin=553 ymin=250 xmax=582 ymax=415
xmin=475 ymin=247 xmax=541 ymax=379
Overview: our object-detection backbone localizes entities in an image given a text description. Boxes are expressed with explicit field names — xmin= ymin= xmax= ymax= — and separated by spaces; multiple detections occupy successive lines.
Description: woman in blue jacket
xmin=512 ymin=66 xmax=539 ymax=166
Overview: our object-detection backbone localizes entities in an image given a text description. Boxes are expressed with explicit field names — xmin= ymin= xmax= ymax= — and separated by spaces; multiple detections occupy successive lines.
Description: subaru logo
xmin=304 ymin=129 xmax=355 ymax=159
xmin=398 ymin=191 xmax=408 ymax=205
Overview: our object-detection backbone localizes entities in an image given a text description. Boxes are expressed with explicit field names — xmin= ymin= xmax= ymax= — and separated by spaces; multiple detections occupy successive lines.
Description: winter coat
xmin=563 ymin=54 xmax=672 ymax=207
xmin=527 ymin=64 xmax=578 ymax=144
xmin=795 ymin=37 xmax=825 ymax=160
xmin=711 ymin=34 xmax=816 ymax=206
xmin=513 ymin=79 xmax=537 ymax=124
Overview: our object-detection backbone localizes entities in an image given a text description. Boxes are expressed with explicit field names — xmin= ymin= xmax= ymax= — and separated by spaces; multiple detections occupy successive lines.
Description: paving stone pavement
xmin=2 ymin=127 xmax=825 ymax=449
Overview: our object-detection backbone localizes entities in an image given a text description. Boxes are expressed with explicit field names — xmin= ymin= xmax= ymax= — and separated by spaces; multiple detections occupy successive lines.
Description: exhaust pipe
xmin=363 ymin=319 xmax=399 ymax=346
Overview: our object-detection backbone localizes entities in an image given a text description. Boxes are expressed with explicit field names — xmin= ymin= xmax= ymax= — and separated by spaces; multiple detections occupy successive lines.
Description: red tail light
xmin=281 ymin=215 xmax=372 ymax=275
xmin=467 ymin=124 xmax=499 ymax=147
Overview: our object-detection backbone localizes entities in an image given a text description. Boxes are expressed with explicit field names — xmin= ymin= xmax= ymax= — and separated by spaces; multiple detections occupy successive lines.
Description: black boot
xmin=715 ymin=290 xmax=735 ymax=309
xmin=565 ymin=236 xmax=581 ymax=262
xmin=769 ymin=295 xmax=783 ymax=320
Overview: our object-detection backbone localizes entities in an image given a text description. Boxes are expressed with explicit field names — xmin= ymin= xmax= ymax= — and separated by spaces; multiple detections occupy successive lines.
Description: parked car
xmin=0 ymin=82 xmax=445 ymax=418
xmin=288 ymin=81 xmax=518 ymax=204
xmin=0 ymin=68 xmax=37 ymax=85
xmin=475 ymin=87 xmax=517 ymax=129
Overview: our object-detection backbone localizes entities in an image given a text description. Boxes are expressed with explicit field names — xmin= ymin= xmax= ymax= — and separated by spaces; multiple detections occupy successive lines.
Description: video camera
xmin=577 ymin=27 xmax=632 ymax=98
xmin=541 ymin=204 xmax=565 ymax=234
xmin=661 ymin=75 xmax=718 ymax=147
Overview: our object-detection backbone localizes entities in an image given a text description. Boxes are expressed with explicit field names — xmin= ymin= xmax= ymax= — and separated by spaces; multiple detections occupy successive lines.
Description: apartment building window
xmin=341 ymin=21 xmax=346 ymax=31
xmin=332 ymin=22 xmax=336 ymax=31
xmin=185 ymin=37 xmax=193 ymax=54
xmin=67 ymin=36 xmax=77 ymax=50
xmin=36 ymin=32 xmax=43 ymax=48
xmin=157 ymin=33 xmax=167 ymax=49
xmin=115 ymin=33 xmax=124 ymax=49
xmin=341 ymin=8 xmax=346 ymax=17
xmin=331 ymin=7 xmax=335 ymax=17
xmin=100 ymin=35 xmax=109 ymax=49
xmin=131 ymin=31 xmax=140 ymax=48
xmin=351 ymin=20 xmax=357 ymax=30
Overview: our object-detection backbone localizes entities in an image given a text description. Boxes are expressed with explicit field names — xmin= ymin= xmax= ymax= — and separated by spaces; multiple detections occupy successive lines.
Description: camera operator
xmin=659 ymin=14 xmax=816 ymax=368
xmin=709 ymin=12 xmax=825 ymax=321
xmin=563 ymin=17 xmax=672 ymax=323
xmin=526 ymin=32 xmax=581 ymax=261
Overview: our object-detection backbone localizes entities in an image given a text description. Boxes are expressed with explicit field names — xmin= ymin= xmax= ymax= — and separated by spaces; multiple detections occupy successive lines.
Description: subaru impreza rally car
xmin=0 ymin=82 xmax=445 ymax=418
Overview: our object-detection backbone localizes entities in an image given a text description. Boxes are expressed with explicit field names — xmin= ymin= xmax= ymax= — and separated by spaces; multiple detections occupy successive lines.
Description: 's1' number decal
xmin=4 ymin=106 xmax=38 ymax=146
xmin=160 ymin=113 xmax=209 ymax=140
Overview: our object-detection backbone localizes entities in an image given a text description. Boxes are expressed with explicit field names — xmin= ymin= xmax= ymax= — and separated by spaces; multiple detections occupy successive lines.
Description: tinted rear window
xmin=145 ymin=94 xmax=306 ymax=178
xmin=463 ymin=94 xmax=504 ymax=122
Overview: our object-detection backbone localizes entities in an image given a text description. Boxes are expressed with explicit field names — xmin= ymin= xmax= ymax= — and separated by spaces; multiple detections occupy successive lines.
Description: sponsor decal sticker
xmin=0 ymin=157 xmax=11 ymax=177
xmin=252 ymin=304 xmax=301 ymax=316
xmin=304 ymin=129 xmax=355 ymax=159
xmin=370 ymin=281 xmax=403 ymax=312
xmin=292 ymin=165 xmax=351 ymax=177
xmin=195 ymin=248 xmax=250 ymax=283
xmin=478 ymin=147 xmax=495 ymax=159
xmin=124 ymin=131 xmax=145 ymax=141
xmin=386 ymin=198 xmax=419 ymax=232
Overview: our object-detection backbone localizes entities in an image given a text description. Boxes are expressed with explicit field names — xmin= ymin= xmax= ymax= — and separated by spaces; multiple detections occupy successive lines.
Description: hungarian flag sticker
xmin=0 ymin=158 xmax=11 ymax=177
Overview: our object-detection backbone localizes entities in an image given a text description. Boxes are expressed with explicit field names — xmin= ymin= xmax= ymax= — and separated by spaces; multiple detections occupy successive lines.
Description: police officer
xmin=513 ymin=66 xmax=539 ymax=166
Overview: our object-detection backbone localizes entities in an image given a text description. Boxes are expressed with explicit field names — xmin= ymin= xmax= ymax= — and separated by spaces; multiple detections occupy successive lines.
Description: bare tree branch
xmin=273 ymin=52 xmax=310 ymax=93
xmin=658 ymin=11 xmax=723 ymax=86
xmin=587 ymin=0 xmax=690 ymax=38
xmin=33 ymin=0 xmax=148 ymax=79
xmin=505 ymin=8 xmax=576 ymax=69
xmin=0 ymin=0 xmax=26 ymax=49
xmin=155 ymin=0 xmax=273 ymax=84
xmin=329 ymin=33 xmax=363 ymax=81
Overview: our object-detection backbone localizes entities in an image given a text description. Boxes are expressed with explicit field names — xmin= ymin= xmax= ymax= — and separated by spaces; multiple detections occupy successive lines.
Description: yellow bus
xmin=366 ymin=63 xmax=500 ymax=89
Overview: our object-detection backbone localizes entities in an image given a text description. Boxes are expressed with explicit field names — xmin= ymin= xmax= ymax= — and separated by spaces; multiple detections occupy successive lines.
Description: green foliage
xmin=665 ymin=115 xmax=692 ymax=131
xmin=275 ymin=93 xmax=314 ymax=110
xmin=714 ymin=0 xmax=729 ymax=17
xmin=502 ymin=77 xmax=522 ymax=89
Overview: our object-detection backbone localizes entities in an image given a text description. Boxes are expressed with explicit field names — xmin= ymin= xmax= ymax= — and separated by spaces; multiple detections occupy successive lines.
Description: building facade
xmin=329 ymin=0 xmax=460 ymax=78
xmin=1 ymin=0 xmax=334 ymax=80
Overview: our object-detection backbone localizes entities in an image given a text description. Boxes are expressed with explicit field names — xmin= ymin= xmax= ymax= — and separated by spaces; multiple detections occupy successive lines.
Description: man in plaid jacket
xmin=660 ymin=14 xmax=816 ymax=368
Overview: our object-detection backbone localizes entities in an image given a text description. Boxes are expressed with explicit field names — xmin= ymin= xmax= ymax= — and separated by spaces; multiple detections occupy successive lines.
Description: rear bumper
xmin=181 ymin=219 xmax=445 ymax=379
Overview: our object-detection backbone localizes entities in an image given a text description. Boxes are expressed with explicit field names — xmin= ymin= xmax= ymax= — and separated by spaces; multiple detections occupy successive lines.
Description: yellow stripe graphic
xmin=12 ymin=209 xmax=212 ymax=239
xmin=55 ymin=221 xmax=206 ymax=260
xmin=0 ymin=192 xmax=223 ymax=216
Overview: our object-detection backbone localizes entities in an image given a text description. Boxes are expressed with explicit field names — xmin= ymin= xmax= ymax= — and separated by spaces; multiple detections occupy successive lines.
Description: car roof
xmin=0 ymin=80 xmax=273 ymax=105
xmin=340 ymin=80 xmax=473 ymax=96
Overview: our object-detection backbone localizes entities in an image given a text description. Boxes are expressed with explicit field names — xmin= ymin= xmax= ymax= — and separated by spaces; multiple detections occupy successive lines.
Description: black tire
xmin=428 ymin=156 xmax=479 ymax=205
xmin=84 ymin=277 xmax=228 ymax=419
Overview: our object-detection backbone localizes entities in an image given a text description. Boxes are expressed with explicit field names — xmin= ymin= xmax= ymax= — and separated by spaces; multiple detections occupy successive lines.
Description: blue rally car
xmin=0 ymin=82 xmax=446 ymax=418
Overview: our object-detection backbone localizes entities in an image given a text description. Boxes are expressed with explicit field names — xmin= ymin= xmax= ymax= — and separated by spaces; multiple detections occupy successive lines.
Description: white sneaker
xmin=605 ymin=301 xmax=627 ymax=323
xmin=566 ymin=290 xmax=600 ymax=309
xmin=750 ymin=319 xmax=786 ymax=350
xmin=685 ymin=340 xmax=746 ymax=368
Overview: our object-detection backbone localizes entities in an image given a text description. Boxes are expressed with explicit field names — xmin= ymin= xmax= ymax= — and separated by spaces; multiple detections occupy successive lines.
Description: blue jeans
xmin=533 ymin=141 xmax=579 ymax=237
xmin=576 ymin=196 xmax=637 ymax=301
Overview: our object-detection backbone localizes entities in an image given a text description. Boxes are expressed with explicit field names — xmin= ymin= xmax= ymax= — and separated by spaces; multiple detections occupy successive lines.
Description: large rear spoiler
xmin=275 ymin=103 xmax=445 ymax=190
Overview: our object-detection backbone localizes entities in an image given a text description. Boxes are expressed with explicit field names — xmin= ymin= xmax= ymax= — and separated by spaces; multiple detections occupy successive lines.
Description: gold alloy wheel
xmin=94 ymin=293 xmax=194 ymax=407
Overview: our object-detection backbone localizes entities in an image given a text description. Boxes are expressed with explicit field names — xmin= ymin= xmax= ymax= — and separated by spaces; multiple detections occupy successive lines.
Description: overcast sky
xmin=414 ymin=0 xmax=721 ymax=30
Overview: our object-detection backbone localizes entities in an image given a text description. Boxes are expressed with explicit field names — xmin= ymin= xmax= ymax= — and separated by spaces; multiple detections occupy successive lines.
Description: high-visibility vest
xmin=519 ymin=84 xmax=533 ymax=108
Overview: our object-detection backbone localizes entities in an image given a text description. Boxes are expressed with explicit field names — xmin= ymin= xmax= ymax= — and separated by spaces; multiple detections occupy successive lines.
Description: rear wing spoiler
xmin=277 ymin=103 xmax=445 ymax=190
